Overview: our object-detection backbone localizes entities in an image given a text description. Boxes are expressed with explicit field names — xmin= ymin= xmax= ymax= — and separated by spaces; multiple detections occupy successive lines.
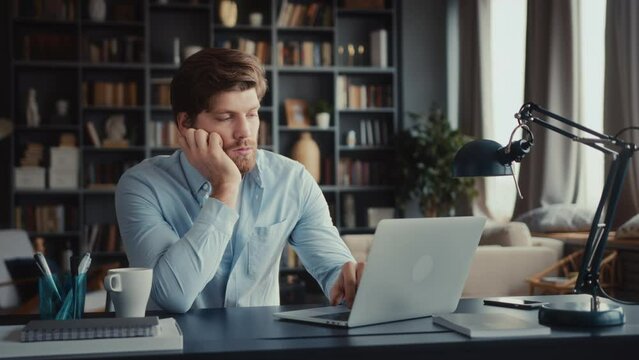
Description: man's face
xmin=192 ymin=88 xmax=260 ymax=174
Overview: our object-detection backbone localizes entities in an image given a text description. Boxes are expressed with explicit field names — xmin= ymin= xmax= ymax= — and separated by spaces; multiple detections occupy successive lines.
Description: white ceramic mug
xmin=104 ymin=268 xmax=153 ymax=318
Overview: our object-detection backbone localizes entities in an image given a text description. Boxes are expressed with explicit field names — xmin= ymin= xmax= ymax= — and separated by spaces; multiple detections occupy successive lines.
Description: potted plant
xmin=395 ymin=105 xmax=477 ymax=217
xmin=311 ymin=100 xmax=332 ymax=129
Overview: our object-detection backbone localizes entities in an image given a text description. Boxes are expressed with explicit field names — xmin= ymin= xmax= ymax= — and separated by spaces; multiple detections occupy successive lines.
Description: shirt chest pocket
xmin=248 ymin=219 xmax=289 ymax=278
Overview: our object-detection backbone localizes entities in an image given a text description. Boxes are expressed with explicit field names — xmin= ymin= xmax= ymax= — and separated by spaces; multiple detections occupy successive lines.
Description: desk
xmin=1 ymin=294 xmax=639 ymax=360
xmin=535 ymin=232 xmax=639 ymax=300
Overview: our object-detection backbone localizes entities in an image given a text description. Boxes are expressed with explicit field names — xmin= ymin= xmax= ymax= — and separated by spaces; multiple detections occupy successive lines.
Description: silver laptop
xmin=273 ymin=216 xmax=486 ymax=327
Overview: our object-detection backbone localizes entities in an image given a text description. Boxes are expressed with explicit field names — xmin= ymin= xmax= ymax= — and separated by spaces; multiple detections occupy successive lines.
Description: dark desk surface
xmin=2 ymin=294 xmax=639 ymax=360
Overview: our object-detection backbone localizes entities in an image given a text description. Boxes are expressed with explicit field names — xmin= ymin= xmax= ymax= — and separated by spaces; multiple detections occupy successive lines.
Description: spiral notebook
xmin=20 ymin=316 xmax=160 ymax=342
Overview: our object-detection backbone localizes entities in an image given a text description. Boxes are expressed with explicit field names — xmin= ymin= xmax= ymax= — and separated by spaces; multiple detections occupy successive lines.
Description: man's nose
xmin=234 ymin=116 xmax=251 ymax=139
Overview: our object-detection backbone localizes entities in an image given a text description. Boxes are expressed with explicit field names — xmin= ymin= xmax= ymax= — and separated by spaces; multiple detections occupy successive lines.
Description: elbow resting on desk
xmin=151 ymin=281 xmax=194 ymax=313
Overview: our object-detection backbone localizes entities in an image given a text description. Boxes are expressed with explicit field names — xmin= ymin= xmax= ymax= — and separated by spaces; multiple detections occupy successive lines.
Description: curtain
xmin=512 ymin=0 xmax=580 ymax=218
xmin=603 ymin=0 xmax=639 ymax=227
xmin=457 ymin=0 xmax=493 ymax=218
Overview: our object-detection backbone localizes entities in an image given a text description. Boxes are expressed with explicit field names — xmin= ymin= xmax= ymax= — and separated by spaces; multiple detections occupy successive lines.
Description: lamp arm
xmin=520 ymin=102 xmax=615 ymax=141
xmin=518 ymin=103 xmax=618 ymax=155
xmin=574 ymin=148 xmax=634 ymax=297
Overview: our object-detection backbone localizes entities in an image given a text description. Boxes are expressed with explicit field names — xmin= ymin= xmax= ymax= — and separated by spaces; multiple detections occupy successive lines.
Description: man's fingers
xmin=208 ymin=132 xmax=224 ymax=150
xmin=183 ymin=128 xmax=196 ymax=149
xmin=330 ymin=277 xmax=343 ymax=306
xmin=342 ymin=262 xmax=357 ymax=308
xmin=355 ymin=262 xmax=366 ymax=289
xmin=194 ymin=129 xmax=209 ymax=152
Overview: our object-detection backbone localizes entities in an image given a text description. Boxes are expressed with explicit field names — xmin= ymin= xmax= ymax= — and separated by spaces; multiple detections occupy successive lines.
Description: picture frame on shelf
xmin=285 ymin=99 xmax=310 ymax=128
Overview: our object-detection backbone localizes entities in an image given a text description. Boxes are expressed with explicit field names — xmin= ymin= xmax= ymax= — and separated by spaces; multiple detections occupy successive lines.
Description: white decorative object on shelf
xmin=15 ymin=166 xmax=46 ymax=190
xmin=26 ymin=88 xmax=40 ymax=127
xmin=315 ymin=112 xmax=330 ymax=129
xmin=343 ymin=194 xmax=356 ymax=228
xmin=103 ymin=114 xmax=129 ymax=148
xmin=88 ymin=0 xmax=107 ymax=22
xmin=219 ymin=0 xmax=238 ymax=27
xmin=173 ymin=37 xmax=181 ymax=64
xmin=249 ymin=12 xmax=263 ymax=26
xmin=346 ymin=130 xmax=357 ymax=147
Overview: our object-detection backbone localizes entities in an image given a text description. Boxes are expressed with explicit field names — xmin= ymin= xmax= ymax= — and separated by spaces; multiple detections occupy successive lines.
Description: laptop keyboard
xmin=314 ymin=311 xmax=351 ymax=321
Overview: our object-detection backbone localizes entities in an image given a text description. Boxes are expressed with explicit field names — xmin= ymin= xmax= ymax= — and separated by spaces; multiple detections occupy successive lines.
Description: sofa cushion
xmin=514 ymin=204 xmax=593 ymax=233
xmin=616 ymin=213 xmax=639 ymax=239
xmin=479 ymin=222 xmax=531 ymax=247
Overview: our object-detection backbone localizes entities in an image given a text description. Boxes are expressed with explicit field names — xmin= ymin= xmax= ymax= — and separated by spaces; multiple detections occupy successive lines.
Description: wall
xmin=401 ymin=0 xmax=448 ymax=125
xmin=0 ymin=0 xmax=10 ymax=228
xmin=400 ymin=0 xmax=449 ymax=217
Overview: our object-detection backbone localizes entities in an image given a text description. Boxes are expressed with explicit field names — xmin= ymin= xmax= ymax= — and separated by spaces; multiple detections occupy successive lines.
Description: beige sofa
xmin=342 ymin=222 xmax=564 ymax=298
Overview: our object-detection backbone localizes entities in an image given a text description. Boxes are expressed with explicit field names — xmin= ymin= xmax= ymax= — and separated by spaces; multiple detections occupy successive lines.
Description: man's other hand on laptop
xmin=330 ymin=261 xmax=366 ymax=308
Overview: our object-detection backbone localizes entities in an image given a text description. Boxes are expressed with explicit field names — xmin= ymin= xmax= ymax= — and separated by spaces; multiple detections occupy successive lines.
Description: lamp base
xmin=538 ymin=301 xmax=625 ymax=327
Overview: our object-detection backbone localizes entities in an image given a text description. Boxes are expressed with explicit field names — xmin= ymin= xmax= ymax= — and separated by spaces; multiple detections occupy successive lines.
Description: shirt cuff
xmin=196 ymin=197 xmax=239 ymax=235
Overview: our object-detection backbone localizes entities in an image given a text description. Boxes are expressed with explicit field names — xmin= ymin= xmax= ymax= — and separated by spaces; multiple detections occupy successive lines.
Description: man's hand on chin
xmin=329 ymin=261 xmax=366 ymax=309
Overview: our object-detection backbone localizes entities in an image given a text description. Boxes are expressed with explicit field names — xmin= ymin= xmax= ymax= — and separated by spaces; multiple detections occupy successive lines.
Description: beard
xmin=225 ymin=139 xmax=257 ymax=175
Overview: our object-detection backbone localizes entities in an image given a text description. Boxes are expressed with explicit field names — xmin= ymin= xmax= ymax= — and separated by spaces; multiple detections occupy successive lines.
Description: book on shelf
xmin=150 ymin=121 xmax=179 ymax=147
xmin=151 ymin=78 xmax=172 ymax=106
xmin=15 ymin=0 xmax=76 ymax=20
xmin=21 ymin=316 xmax=160 ymax=342
xmin=86 ymin=81 xmax=138 ymax=107
xmin=258 ymin=120 xmax=271 ymax=146
xmin=432 ymin=313 xmax=551 ymax=338
xmin=85 ymin=121 xmax=101 ymax=147
xmin=86 ymin=223 xmax=121 ymax=253
xmin=278 ymin=0 xmax=331 ymax=27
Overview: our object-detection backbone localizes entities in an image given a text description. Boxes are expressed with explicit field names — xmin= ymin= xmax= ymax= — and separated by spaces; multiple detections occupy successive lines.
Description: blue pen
xmin=34 ymin=252 xmax=62 ymax=302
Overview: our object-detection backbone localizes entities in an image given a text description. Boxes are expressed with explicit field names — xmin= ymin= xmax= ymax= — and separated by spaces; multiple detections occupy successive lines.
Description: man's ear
xmin=176 ymin=112 xmax=190 ymax=135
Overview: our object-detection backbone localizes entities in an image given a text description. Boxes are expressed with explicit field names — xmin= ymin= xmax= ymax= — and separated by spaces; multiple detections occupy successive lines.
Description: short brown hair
xmin=171 ymin=48 xmax=267 ymax=126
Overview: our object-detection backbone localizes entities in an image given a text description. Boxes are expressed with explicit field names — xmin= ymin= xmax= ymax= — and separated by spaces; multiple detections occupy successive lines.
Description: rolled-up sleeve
xmin=289 ymin=168 xmax=355 ymax=298
xmin=115 ymin=173 xmax=238 ymax=313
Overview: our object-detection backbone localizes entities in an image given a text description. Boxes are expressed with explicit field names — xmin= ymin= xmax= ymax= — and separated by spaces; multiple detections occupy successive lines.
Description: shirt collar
xmin=179 ymin=149 xmax=265 ymax=199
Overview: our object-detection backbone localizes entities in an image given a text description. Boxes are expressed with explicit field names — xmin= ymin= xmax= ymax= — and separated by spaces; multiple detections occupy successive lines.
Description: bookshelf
xmin=9 ymin=0 xmax=399 ymax=302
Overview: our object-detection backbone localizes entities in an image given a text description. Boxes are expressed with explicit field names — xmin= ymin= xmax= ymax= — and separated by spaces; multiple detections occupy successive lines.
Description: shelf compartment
xmin=149 ymin=10 xmax=210 ymax=64
xmin=14 ymin=68 xmax=79 ymax=127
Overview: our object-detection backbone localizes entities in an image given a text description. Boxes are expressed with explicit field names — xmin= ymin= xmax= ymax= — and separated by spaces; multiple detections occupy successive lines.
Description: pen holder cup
xmin=38 ymin=273 xmax=87 ymax=320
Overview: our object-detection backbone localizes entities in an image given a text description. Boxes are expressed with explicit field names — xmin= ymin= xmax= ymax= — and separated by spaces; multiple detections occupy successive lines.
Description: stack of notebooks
xmin=0 ymin=316 xmax=182 ymax=359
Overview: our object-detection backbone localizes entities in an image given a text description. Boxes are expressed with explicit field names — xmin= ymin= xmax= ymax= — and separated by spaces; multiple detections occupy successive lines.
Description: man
xmin=115 ymin=48 xmax=364 ymax=313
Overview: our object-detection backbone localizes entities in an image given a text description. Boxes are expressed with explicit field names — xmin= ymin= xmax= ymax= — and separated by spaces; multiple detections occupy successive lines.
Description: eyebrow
xmin=212 ymin=106 xmax=260 ymax=114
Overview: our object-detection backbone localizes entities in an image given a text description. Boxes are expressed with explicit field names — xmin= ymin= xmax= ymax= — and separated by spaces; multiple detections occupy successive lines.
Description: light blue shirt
xmin=115 ymin=149 xmax=354 ymax=313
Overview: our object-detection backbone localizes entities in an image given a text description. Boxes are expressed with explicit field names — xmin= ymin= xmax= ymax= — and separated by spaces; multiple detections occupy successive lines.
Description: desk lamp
xmin=453 ymin=102 xmax=638 ymax=327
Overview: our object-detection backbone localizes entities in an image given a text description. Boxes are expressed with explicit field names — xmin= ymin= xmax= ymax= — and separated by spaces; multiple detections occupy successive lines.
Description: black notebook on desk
xmin=21 ymin=316 xmax=160 ymax=342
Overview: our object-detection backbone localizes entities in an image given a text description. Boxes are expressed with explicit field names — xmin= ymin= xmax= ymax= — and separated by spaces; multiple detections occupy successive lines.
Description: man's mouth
xmin=230 ymin=146 xmax=253 ymax=156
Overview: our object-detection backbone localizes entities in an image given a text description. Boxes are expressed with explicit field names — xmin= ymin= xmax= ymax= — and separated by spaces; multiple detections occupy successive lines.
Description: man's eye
xmin=217 ymin=117 xmax=232 ymax=121
xmin=248 ymin=113 xmax=258 ymax=118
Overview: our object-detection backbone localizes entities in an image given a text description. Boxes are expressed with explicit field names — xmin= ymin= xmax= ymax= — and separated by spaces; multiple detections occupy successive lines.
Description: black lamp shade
xmin=453 ymin=139 xmax=513 ymax=177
